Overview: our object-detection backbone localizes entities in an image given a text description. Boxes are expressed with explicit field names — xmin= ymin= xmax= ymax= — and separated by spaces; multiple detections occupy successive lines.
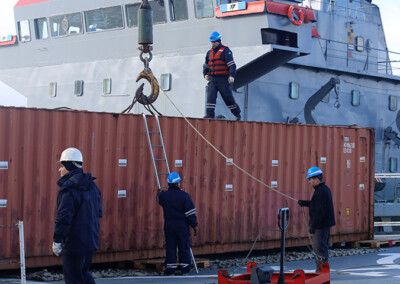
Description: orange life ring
xmin=288 ymin=5 xmax=304 ymax=26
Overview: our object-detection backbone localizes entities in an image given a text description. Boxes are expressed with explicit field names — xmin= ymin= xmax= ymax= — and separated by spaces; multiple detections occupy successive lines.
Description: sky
xmin=0 ymin=0 xmax=399 ymax=107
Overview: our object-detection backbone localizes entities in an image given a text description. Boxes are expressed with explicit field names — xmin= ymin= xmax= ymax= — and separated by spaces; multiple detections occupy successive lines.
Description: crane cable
xmin=158 ymin=87 xmax=298 ymax=202
xmin=157 ymin=83 xmax=319 ymax=263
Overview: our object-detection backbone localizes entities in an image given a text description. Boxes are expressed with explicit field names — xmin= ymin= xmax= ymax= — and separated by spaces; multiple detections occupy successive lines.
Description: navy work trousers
xmin=164 ymin=222 xmax=191 ymax=274
xmin=205 ymin=76 xmax=240 ymax=119
xmin=312 ymin=227 xmax=330 ymax=267
xmin=62 ymin=251 xmax=96 ymax=284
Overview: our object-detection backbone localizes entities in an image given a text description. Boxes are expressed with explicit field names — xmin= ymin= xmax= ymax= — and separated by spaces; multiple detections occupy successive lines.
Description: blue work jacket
xmin=53 ymin=168 xmax=103 ymax=255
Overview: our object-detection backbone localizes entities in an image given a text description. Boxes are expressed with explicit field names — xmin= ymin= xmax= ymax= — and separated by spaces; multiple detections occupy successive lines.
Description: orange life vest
xmin=208 ymin=46 xmax=229 ymax=76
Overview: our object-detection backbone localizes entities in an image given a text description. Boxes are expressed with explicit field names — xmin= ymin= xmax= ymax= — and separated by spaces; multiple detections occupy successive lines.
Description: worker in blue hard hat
xmin=203 ymin=31 xmax=241 ymax=121
xmin=298 ymin=167 xmax=335 ymax=272
xmin=157 ymin=172 xmax=198 ymax=275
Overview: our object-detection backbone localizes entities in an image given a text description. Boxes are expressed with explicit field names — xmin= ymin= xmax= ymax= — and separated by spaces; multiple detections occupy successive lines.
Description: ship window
xmin=322 ymin=93 xmax=329 ymax=103
xmin=126 ymin=1 xmax=167 ymax=27
xmin=160 ymin=73 xmax=171 ymax=91
xmin=18 ymin=20 xmax=31 ymax=42
xmin=194 ymin=0 xmax=214 ymax=18
xmin=170 ymin=0 xmax=188 ymax=21
xmin=389 ymin=95 xmax=398 ymax=111
xmin=85 ymin=6 xmax=124 ymax=32
xmin=289 ymin=82 xmax=299 ymax=99
xmin=390 ymin=157 xmax=398 ymax=173
xmin=49 ymin=13 xmax=83 ymax=37
xmin=74 ymin=80 xmax=84 ymax=96
xmin=49 ymin=82 xmax=57 ymax=97
xmin=35 ymin=18 xmax=49 ymax=39
xmin=351 ymin=90 xmax=360 ymax=106
xmin=103 ymin=78 xmax=112 ymax=94
xmin=355 ymin=36 xmax=364 ymax=52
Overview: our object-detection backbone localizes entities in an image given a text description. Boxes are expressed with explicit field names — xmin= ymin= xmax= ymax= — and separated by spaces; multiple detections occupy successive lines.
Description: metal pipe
xmin=18 ymin=221 xmax=26 ymax=284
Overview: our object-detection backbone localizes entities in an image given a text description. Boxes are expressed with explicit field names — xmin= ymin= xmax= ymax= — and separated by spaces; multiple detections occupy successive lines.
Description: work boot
xmin=179 ymin=266 xmax=191 ymax=275
xmin=235 ymin=114 xmax=241 ymax=121
xmin=164 ymin=268 xmax=175 ymax=276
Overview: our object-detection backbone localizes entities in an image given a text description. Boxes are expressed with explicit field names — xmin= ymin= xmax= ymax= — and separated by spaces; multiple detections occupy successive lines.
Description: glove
xmin=205 ymin=75 xmax=210 ymax=81
xmin=193 ymin=226 xmax=198 ymax=236
xmin=309 ymin=227 xmax=316 ymax=234
xmin=298 ymin=200 xmax=307 ymax=207
xmin=52 ymin=242 xmax=62 ymax=256
xmin=228 ymin=76 xmax=234 ymax=84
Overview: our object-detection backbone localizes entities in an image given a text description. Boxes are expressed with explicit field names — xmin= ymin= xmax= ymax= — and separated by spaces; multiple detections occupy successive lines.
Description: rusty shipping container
xmin=0 ymin=107 xmax=374 ymax=269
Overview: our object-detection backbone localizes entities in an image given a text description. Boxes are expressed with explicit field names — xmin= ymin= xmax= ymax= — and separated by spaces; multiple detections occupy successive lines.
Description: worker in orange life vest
xmin=203 ymin=31 xmax=241 ymax=121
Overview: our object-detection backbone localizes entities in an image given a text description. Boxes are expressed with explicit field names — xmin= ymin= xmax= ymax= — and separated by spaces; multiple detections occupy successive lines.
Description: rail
xmin=320 ymin=0 xmax=376 ymax=20
xmin=317 ymin=37 xmax=400 ymax=76
xmin=374 ymin=221 xmax=400 ymax=227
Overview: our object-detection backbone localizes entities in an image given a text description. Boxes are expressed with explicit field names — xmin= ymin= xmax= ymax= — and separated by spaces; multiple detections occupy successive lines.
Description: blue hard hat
xmin=209 ymin=31 xmax=221 ymax=42
xmin=167 ymin=172 xmax=181 ymax=183
xmin=306 ymin=167 xmax=323 ymax=179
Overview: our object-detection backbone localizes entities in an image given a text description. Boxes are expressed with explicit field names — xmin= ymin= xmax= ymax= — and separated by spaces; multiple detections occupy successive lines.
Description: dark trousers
xmin=311 ymin=227 xmax=330 ymax=267
xmin=205 ymin=76 xmax=240 ymax=118
xmin=62 ymin=251 xmax=96 ymax=284
xmin=164 ymin=223 xmax=191 ymax=274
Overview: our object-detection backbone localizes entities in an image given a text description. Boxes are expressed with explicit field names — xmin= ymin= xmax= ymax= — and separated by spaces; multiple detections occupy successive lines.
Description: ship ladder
xmin=142 ymin=114 xmax=199 ymax=273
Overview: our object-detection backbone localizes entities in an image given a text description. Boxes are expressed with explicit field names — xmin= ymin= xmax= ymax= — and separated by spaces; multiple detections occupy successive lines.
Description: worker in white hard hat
xmin=53 ymin=147 xmax=102 ymax=284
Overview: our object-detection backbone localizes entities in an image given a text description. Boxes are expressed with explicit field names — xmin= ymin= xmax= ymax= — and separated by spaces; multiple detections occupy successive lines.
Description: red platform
xmin=218 ymin=261 xmax=330 ymax=284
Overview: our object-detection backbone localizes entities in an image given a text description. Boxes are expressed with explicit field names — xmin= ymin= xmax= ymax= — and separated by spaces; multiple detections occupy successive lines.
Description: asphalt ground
xmin=1 ymin=246 xmax=400 ymax=283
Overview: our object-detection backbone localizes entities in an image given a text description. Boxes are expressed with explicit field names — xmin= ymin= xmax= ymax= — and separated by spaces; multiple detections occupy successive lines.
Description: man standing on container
xmin=157 ymin=172 xmax=198 ymax=275
xmin=203 ymin=31 xmax=241 ymax=121
xmin=298 ymin=167 xmax=335 ymax=271
xmin=53 ymin=147 xmax=102 ymax=284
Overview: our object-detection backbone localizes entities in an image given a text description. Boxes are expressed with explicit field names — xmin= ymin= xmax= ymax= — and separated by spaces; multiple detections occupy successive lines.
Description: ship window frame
xmin=194 ymin=0 xmax=214 ymax=18
xmin=289 ymin=82 xmax=299 ymax=100
xmin=49 ymin=82 xmax=57 ymax=97
xmin=355 ymin=36 xmax=364 ymax=52
xmin=389 ymin=95 xmax=398 ymax=111
xmin=390 ymin=157 xmax=398 ymax=173
xmin=34 ymin=17 xmax=49 ymax=40
xmin=160 ymin=73 xmax=171 ymax=91
xmin=49 ymin=12 xmax=83 ymax=38
xmin=351 ymin=90 xmax=360 ymax=107
xmin=169 ymin=0 xmax=189 ymax=22
xmin=322 ymin=93 xmax=330 ymax=103
xmin=103 ymin=78 xmax=112 ymax=95
xmin=18 ymin=20 xmax=31 ymax=43
xmin=74 ymin=80 xmax=84 ymax=96
xmin=84 ymin=6 xmax=125 ymax=33
xmin=126 ymin=1 xmax=167 ymax=27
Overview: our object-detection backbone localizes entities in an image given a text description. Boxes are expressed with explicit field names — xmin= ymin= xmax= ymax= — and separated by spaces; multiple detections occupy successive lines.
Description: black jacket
xmin=303 ymin=182 xmax=335 ymax=231
xmin=53 ymin=168 xmax=102 ymax=255
xmin=157 ymin=185 xmax=198 ymax=229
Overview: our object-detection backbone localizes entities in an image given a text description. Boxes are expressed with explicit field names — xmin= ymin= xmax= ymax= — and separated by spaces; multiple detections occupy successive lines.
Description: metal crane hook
xmin=135 ymin=68 xmax=160 ymax=105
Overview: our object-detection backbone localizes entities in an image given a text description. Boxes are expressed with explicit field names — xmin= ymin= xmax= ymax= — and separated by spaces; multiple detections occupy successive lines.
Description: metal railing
xmin=317 ymin=37 xmax=400 ymax=76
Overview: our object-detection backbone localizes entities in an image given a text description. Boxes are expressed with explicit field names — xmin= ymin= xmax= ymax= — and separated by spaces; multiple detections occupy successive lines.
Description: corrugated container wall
xmin=0 ymin=107 xmax=375 ymax=269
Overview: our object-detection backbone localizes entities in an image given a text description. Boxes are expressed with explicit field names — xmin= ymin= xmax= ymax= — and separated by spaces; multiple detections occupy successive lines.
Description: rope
xmin=228 ymin=227 xmax=320 ymax=277
xmin=156 ymin=86 xmax=323 ymax=268
xmin=158 ymin=88 xmax=298 ymax=202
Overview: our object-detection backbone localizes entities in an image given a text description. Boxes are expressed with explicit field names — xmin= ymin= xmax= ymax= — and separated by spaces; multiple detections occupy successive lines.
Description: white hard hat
xmin=59 ymin=148 xmax=83 ymax=163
